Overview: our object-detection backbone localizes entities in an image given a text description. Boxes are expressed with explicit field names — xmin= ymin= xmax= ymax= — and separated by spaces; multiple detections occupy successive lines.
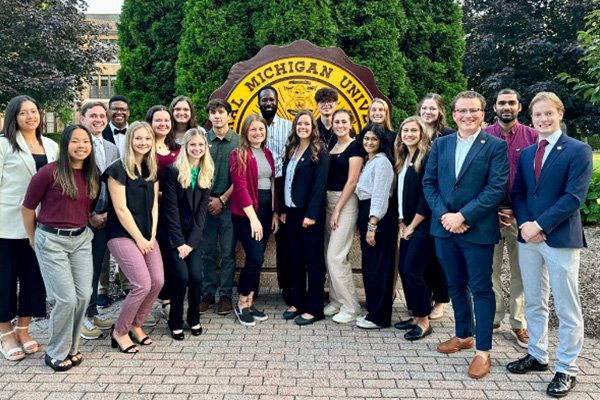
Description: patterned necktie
xmin=94 ymin=137 xmax=106 ymax=172
xmin=534 ymin=139 xmax=549 ymax=182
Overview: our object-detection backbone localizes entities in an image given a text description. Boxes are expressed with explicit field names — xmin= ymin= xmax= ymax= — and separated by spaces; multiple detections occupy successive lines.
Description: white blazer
xmin=0 ymin=132 xmax=59 ymax=239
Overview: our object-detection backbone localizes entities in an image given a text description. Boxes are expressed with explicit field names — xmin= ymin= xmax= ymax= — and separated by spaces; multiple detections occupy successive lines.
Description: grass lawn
xmin=594 ymin=152 xmax=600 ymax=175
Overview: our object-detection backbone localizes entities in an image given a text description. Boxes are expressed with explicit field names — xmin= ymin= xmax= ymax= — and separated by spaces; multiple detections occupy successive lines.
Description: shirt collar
xmin=208 ymin=128 xmax=234 ymax=142
xmin=540 ymin=130 xmax=562 ymax=147
xmin=457 ymin=129 xmax=480 ymax=143
xmin=109 ymin=121 xmax=128 ymax=133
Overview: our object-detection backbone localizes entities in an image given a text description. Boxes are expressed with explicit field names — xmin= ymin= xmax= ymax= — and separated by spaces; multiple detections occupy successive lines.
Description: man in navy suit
xmin=507 ymin=92 xmax=592 ymax=398
xmin=423 ymin=91 xmax=509 ymax=379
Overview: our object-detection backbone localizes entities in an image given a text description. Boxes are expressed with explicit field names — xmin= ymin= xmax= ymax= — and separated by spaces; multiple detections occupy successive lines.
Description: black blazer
xmin=281 ymin=144 xmax=329 ymax=220
xmin=102 ymin=125 xmax=115 ymax=145
xmin=160 ymin=164 xmax=210 ymax=249
xmin=399 ymin=151 xmax=431 ymax=236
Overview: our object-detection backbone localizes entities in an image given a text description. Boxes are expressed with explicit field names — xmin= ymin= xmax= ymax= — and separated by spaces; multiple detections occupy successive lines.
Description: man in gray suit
xmin=79 ymin=101 xmax=119 ymax=339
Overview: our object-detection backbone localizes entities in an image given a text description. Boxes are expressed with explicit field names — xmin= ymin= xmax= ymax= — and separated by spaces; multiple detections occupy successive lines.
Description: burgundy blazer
xmin=229 ymin=147 xmax=278 ymax=217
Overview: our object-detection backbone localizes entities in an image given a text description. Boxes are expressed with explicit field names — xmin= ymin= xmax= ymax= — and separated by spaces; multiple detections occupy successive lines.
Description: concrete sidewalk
xmin=1 ymin=288 xmax=598 ymax=400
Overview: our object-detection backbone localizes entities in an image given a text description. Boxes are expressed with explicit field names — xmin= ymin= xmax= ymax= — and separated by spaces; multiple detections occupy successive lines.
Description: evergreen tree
xmin=462 ymin=0 xmax=599 ymax=136
xmin=175 ymin=0 xmax=253 ymax=122
xmin=399 ymin=0 xmax=466 ymax=113
xmin=115 ymin=0 xmax=184 ymax=120
xmin=333 ymin=0 xmax=416 ymax=127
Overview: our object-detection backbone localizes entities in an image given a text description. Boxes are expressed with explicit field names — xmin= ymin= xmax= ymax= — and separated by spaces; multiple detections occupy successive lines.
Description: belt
xmin=37 ymin=223 xmax=86 ymax=237
xmin=210 ymin=192 xmax=223 ymax=197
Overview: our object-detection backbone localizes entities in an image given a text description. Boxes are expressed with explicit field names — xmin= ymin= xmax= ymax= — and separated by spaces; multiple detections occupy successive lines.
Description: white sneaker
xmin=323 ymin=303 xmax=340 ymax=317
xmin=332 ymin=311 xmax=358 ymax=324
xmin=356 ymin=316 xmax=382 ymax=329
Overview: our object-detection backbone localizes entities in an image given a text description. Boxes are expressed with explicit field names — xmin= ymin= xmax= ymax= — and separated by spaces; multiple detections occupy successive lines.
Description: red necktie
xmin=534 ymin=139 xmax=549 ymax=182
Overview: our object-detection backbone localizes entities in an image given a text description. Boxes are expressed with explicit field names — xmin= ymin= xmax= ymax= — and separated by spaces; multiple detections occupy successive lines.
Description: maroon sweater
xmin=23 ymin=162 xmax=93 ymax=228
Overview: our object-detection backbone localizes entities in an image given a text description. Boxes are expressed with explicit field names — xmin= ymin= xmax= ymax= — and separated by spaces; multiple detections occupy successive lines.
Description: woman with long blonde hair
xmin=105 ymin=121 xmax=163 ymax=353
xmin=161 ymin=128 xmax=213 ymax=339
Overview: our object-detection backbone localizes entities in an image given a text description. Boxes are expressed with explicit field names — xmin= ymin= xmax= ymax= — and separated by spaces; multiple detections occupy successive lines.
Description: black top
xmin=104 ymin=159 xmax=157 ymax=241
xmin=399 ymin=151 xmax=431 ymax=237
xmin=317 ymin=119 xmax=337 ymax=151
xmin=327 ymin=140 xmax=362 ymax=191
xmin=32 ymin=153 xmax=48 ymax=171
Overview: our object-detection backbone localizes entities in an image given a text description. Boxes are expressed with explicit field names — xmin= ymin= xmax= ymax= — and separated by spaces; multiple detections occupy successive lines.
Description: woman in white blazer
xmin=0 ymin=95 xmax=58 ymax=361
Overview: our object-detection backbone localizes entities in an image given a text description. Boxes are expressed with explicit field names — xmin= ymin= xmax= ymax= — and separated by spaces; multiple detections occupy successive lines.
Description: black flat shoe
xmin=404 ymin=325 xmax=433 ymax=341
xmin=547 ymin=372 xmax=576 ymax=398
xmin=67 ymin=352 xmax=83 ymax=367
xmin=506 ymin=354 xmax=549 ymax=374
xmin=394 ymin=318 xmax=415 ymax=330
xmin=190 ymin=325 xmax=203 ymax=336
xmin=283 ymin=309 xmax=299 ymax=320
xmin=171 ymin=330 xmax=185 ymax=341
xmin=44 ymin=353 xmax=72 ymax=372
xmin=294 ymin=315 xmax=317 ymax=326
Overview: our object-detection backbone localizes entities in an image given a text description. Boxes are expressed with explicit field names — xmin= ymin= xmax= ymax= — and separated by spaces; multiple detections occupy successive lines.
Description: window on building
xmin=99 ymin=76 xmax=109 ymax=98
xmin=89 ymin=76 xmax=99 ymax=98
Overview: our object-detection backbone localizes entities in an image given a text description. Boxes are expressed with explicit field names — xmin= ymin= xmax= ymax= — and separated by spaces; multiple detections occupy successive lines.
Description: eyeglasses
xmin=110 ymin=107 xmax=129 ymax=113
xmin=454 ymin=108 xmax=482 ymax=116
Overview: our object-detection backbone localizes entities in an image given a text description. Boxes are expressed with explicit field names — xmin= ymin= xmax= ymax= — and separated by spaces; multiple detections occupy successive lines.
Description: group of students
xmin=0 ymin=86 xmax=592 ymax=397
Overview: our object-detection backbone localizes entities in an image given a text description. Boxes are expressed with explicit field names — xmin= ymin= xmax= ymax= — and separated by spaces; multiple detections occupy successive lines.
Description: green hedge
xmin=585 ymin=135 xmax=600 ymax=150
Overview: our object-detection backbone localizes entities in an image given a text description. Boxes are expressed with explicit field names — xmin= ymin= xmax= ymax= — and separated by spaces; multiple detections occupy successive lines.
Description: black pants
xmin=425 ymin=256 xmax=450 ymax=304
xmin=358 ymin=200 xmax=396 ymax=327
xmin=275 ymin=177 xmax=292 ymax=303
xmin=157 ymin=234 xmax=172 ymax=302
xmin=399 ymin=233 xmax=435 ymax=318
xmin=0 ymin=238 xmax=46 ymax=321
xmin=285 ymin=207 xmax=326 ymax=318
xmin=234 ymin=190 xmax=273 ymax=296
xmin=165 ymin=245 xmax=203 ymax=330
xmin=87 ymin=226 xmax=107 ymax=318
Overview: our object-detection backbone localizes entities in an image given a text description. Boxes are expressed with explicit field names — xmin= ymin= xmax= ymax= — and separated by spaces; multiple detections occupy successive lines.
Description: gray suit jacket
xmin=94 ymin=137 xmax=119 ymax=214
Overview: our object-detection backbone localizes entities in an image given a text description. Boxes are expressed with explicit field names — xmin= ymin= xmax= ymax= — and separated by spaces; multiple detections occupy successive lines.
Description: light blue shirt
xmin=455 ymin=130 xmax=479 ymax=178
xmin=265 ymin=116 xmax=293 ymax=178
xmin=539 ymin=130 xmax=562 ymax=166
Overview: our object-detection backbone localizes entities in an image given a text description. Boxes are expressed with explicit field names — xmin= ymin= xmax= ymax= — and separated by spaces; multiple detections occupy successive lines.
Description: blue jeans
xmin=200 ymin=206 xmax=236 ymax=298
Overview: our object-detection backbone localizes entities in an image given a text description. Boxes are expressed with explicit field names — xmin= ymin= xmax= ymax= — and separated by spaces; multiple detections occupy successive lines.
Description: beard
xmin=260 ymin=105 xmax=276 ymax=120
xmin=497 ymin=113 xmax=517 ymax=124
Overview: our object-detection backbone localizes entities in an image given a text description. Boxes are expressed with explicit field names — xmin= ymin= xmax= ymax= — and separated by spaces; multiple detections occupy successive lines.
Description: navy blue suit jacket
xmin=511 ymin=132 xmax=592 ymax=248
xmin=423 ymin=130 xmax=509 ymax=245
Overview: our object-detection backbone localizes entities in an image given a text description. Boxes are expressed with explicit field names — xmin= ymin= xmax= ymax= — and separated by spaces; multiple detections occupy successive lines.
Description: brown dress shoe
xmin=437 ymin=336 xmax=475 ymax=354
xmin=468 ymin=354 xmax=491 ymax=379
xmin=511 ymin=328 xmax=529 ymax=349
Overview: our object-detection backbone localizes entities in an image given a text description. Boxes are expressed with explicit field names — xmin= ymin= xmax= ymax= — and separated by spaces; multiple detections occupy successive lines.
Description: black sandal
xmin=67 ymin=352 xmax=83 ymax=367
xmin=128 ymin=331 xmax=152 ymax=345
xmin=45 ymin=353 xmax=72 ymax=372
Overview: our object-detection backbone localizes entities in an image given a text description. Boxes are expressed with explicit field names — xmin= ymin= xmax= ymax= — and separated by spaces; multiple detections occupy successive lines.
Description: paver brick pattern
xmin=1 ymin=288 xmax=599 ymax=399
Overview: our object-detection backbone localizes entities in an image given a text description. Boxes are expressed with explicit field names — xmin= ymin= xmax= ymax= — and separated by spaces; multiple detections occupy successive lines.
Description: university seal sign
xmin=211 ymin=40 xmax=390 ymax=133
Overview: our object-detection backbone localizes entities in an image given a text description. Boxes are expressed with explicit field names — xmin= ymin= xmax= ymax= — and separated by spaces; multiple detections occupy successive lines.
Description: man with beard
xmin=257 ymin=86 xmax=293 ymax=304
xmin=484 ymin=89 xmax=537 ymax=348
xmin=314 ymin=88 xmax=339 ymax=150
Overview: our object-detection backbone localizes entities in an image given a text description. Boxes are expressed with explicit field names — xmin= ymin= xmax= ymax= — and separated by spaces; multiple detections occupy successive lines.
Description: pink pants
xmin=107 ymin=237 xmax=164 ymax=334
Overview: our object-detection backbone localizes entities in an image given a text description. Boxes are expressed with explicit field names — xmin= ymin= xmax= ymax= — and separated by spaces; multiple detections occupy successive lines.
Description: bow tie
xmin=114 ymin=128 xmax=127 ymax=135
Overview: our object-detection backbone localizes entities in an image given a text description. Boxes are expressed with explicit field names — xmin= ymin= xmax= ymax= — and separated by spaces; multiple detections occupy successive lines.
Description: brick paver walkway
xmin=1 ymin=288 xmax=599 ymax=399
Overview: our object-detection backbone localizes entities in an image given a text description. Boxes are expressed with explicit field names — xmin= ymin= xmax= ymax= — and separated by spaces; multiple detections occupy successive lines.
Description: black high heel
xmin=171 ymin=330 xmax=185 ymax=341
xmin=110 ymin=325 xmax=138 ymax=353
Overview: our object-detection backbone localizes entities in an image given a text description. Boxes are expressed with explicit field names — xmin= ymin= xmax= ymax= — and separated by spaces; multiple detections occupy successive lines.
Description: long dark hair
xmin=416 ymin=93 xmax=448 ymax=139
xmin=53 ymin=125 xmax=99 ymax=199
xmin=284 ymin=110 xmax=322 ymax=162
xmin=360 ymin=123 xmax=393 ymax=162
xmin=169 ymin=95 xmax=198 ymax=131
xmin=1 ymin=95 xmax=44 ymax=152
xmin=145 ymin=105 xmax=178 ymax=150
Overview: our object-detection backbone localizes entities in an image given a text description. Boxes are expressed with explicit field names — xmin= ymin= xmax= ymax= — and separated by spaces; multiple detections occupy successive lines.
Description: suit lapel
xmin=535 ymin=133 xmax=567 ymax=191
xmin=16 ymin=133 xmax=37 ymax=176
xmin=185 ymin=185 xmax=194 ymax=210
xmin=456 ymin=131 xmax=486 ymax=183
xmin=447 ymin=134 xmax=457 ymax=183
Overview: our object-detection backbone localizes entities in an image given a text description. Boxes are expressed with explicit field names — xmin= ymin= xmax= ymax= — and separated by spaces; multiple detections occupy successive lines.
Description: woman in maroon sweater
xmin=22 ymin=125 xmax=99 ymax=371
xmin=229 ymin=114 xmax=279 ymax=326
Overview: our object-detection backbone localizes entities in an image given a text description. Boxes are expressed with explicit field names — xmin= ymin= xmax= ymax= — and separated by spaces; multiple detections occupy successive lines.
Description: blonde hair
xmin=235 ymin=114 xmax=267 ymax=173
xmin=122 ymin=121 xmax=158 ymax=181
xmin=529 ymin=91 xmax=565 ymax=115
xmin=174 ymin=128 xmax=214 ymax=189
xmin=394 ymin=116 xmax=431 ymax=174
xmin=367 ymin=98 xmax=394 ymax=132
